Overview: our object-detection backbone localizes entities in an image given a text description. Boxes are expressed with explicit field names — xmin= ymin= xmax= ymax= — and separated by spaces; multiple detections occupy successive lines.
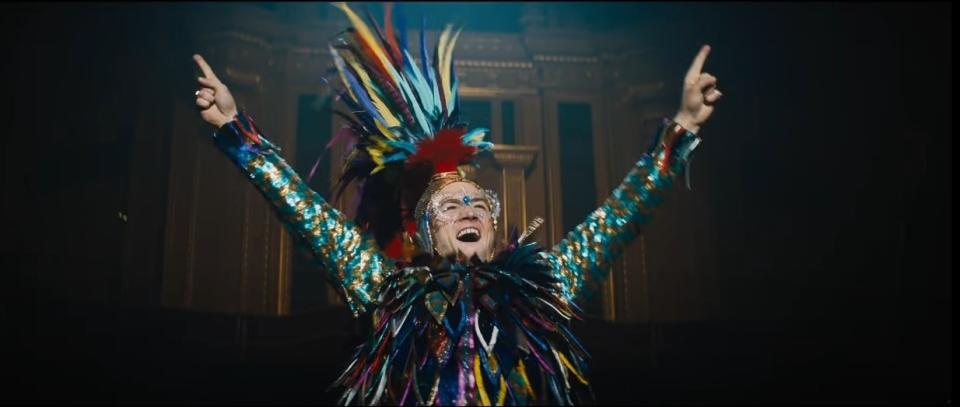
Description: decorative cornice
xmin=620 ymin=81 xmax=666 ymax=103
xmin=200 ymin=29 xmax=620 ymax=70
xmin=200 ymin=31 xmax=273 ymax=50
xmin=455 ymin=60 xmax=534 ymax=69
xmin=489 ymin=145 xmax=540 ymax=171
xmin=224 ymin=67 xmax=262 ymax=89
xmin=458 ymin=85 xmax=538 ymax=97
xmin=533 ymin=54 xmax=600 ymax=64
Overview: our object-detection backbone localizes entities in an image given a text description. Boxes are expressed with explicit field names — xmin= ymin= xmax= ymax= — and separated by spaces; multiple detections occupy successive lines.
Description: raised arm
xmin=543 ymin=45 xmax=722 ymax=302
xmin=193 ymin=54 xmax=388 ymax=316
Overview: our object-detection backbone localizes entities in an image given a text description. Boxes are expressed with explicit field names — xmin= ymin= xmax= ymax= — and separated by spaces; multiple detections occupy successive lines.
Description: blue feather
xmin=447 ymin=64 xmax=459 ymax=116
xmin=332 ymin=47 xmax=388 ymax=127
xmin=382 ymin=55 xmax=430 ymax=137
xmin=461 ymin=127 xmax=490 ymax=146
xmin=421 ymin=19 xmax=442 ymax=119
xmin=548 ymin=376 xmax=565 ymax=405
xmin=386 ymin=139 xmax=417 ymax=153
xmin=558 ymin=323 xmax=591 ymax=358
xmin=384 ymin=151 xmax=408 ymax=163
xmin=402 ymin=49 xmax=437 ymax=135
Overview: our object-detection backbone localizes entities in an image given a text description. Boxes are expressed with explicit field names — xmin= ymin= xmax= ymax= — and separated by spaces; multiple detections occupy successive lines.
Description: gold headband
xmin=413 ymin=170 xmax=503 ymax=252
xmin=414 ymin=171 xmax=475 ymax=223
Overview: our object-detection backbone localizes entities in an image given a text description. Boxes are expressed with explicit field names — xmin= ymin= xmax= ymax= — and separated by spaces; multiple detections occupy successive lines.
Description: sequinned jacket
xmin=211 ymin=112 xmax=700 ymax=317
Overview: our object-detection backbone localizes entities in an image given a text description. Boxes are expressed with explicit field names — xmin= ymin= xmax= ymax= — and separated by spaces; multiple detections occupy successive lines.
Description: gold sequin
xmin=547 ymin=141 xmax=691 ymax=301
xmin=239 ymin=150 xmax=386 ymax=316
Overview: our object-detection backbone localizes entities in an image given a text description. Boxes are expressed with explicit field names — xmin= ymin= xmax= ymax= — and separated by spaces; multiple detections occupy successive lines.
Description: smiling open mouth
xmin=456 ymin=227 xmax=481 ymax=242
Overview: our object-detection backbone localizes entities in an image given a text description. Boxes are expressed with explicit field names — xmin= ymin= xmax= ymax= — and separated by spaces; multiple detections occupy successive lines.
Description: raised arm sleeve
xmin=543 ymin=119 xmax=702 ymax=302
xmin=212 ymin=111 xmax=390 ymax=316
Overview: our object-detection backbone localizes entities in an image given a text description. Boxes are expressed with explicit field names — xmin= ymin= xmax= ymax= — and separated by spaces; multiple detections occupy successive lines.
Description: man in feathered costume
xmin=192 ymin=3 xmax=721 ymax=405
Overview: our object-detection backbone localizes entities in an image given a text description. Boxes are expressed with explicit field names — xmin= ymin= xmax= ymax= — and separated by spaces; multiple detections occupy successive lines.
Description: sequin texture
xmin=214 ymin=115 xmax=390 ymax=316
xmin=213 ymin=112 xmax=701 ymax=404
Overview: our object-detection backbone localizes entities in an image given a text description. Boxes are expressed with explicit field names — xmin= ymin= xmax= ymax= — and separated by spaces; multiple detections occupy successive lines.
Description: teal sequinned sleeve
xmin=212 ymin=111 xmax=389 ymax=316
xmin=543 ymin=119 xmax=702 ymax=302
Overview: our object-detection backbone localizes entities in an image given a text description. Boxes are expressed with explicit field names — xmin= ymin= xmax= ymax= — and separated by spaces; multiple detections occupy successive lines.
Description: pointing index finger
xmin=685 ymin=45 xmax=711 ymax=83
xmin=193 ymin=54 xmax=220 ymax=82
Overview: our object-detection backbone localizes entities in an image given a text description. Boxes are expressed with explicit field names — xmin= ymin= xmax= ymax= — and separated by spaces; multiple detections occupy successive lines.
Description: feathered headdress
xmin=327 ymin=2 xmax=493 ymax=260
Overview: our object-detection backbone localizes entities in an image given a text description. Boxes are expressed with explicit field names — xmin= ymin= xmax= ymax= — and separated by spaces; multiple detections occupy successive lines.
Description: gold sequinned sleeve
xmin=542 ymin=119 xmax=701 ymax=302
xmin=212 ymin=111 xmax=388 ymax=316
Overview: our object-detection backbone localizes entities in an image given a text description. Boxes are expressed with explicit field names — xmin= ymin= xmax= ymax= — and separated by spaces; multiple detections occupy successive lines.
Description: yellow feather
xmin=332 ymin=3 xmax=397 ymax=86
xmin=441 ymin=26 xmax=462 ymax=114
xmin=437 ymin=25 xmax=453 ymax=113
xmin=482 ymin=354 xmax=508 ymax=406
xmin=516 ymin=359 xmax=535 ymax=401
xmin=374 ymin=120 xmax=397 ymax=141
xmin=367 ymin=146 xmax=383 ymax=162
xmin=332 ymin=52 xmax=358 ymax=103
xmin=341 ymin=51 xmax=401 ymax=128
xmin=366 ymin=145 xmax=386 ymax=175
xmin=372 ymin=135 xmax=390 ymax=149
xmin=474 ymin=354 xmax=491 ymax=406
xmin=496 ymin=376 xmax=507 ymax=405
xmin=556 ymin=351 xmax=589 ymax=385
xmin=443 ymin=27 xmax=462 ymax=84
xmin=465 ymin=130 xmax=487 ymax=144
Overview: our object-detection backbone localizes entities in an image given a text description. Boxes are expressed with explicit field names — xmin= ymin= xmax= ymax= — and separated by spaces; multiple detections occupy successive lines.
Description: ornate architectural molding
xmin=488 ymin=145 xmax=540 ymax=172
xmin=224 ymin=67 xmax=262 ymax=89
xmin=533 ymin=54 xmax=600 ymax=64
xmin=458 ymin=85 xmax=539 ymax=97
xmin=455 ymin=59 xmax=535 ymax=69
xmin=620 ymin=81 xmax=667 ymax=103
xmin=200 ymin=30 xmax=273 ymax=51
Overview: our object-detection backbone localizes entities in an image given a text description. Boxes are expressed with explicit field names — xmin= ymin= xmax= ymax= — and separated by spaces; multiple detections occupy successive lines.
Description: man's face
xmin=429 ymin=181 xmax=496 ymax=261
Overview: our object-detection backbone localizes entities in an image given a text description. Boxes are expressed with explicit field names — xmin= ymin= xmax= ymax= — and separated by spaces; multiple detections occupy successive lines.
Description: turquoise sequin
xmin=543 ymin=124 xmax=700 ymax=302
xmin=214 ymin=114 xmax=700 ymax=315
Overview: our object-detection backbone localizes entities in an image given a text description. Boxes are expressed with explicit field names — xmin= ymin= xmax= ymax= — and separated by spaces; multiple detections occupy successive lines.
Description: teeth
xmin=457 ymin=228 xmax=480 ymax=238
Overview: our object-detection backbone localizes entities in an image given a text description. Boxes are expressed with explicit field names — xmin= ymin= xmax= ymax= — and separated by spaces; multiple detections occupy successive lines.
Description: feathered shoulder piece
xmin=329 ymin=221 xmax=594 ymax=405
xmin=328 ymin=2 xmax=493 ymax=260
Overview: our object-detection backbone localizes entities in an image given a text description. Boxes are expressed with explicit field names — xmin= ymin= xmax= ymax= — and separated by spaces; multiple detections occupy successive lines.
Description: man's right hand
xmin=193 ymin=54 xmax=238 ymax=128
xmin=673 ymin=45 xmax=722 ymax=136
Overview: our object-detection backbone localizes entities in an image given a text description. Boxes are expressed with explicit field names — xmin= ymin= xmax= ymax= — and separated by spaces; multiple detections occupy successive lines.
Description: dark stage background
xmin=0 ymin=2 xmax=950 ymax=405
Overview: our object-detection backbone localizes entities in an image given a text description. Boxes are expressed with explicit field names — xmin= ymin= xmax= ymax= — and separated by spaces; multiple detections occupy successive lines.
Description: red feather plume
xmin=405 ymin=128 xmax=475 ymax=174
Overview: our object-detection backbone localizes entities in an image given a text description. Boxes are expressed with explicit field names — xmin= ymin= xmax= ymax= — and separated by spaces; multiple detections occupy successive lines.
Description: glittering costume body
xmin=213 ymin=112 xmax=700 ymax=405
